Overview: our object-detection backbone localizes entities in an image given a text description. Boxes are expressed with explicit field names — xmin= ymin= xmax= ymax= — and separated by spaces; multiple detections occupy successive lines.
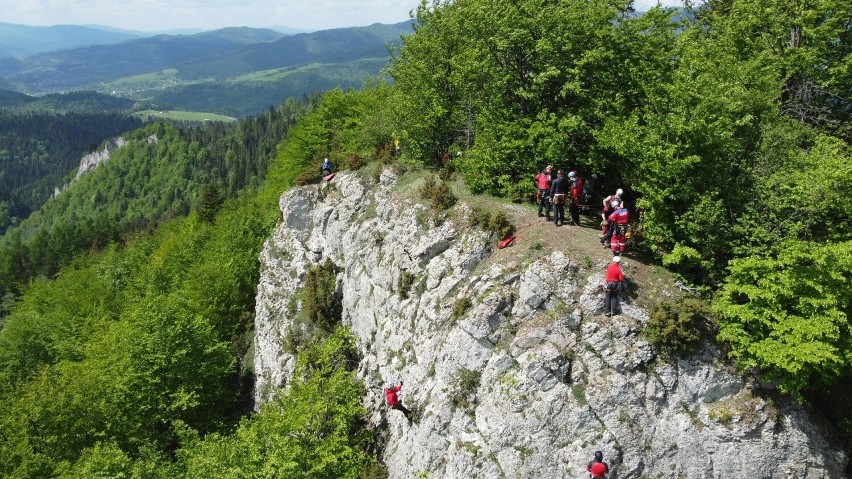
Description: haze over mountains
xmin=0 ymin=21 xmax=411 ymax=117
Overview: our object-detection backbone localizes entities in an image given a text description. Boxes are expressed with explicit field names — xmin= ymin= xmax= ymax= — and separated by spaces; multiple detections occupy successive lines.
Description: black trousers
xmin=569 ymin=204 xmax=580 ymax=225
xmin=392 ymin=404 xmax=411 ymax=418
xmin=538 ymin=190 xmax=551 ymax=217
xmin=604 ymin=289 xmax=619 ymax=314
xmin=553 ymin=204 xmax=566 ymax=224
xmin=601 ymin=223 xmax=613 ymax=244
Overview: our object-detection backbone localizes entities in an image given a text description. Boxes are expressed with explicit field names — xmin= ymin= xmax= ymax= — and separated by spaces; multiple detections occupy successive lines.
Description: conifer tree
xmin=198 ymin=182 xmax=223 ymax=224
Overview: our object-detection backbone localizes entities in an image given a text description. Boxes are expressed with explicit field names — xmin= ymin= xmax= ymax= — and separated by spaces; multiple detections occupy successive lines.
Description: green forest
xmin=0 ymin=0 xmax=848 ymax=477
xmin=0 ymin=111 xmax=142 ymax=234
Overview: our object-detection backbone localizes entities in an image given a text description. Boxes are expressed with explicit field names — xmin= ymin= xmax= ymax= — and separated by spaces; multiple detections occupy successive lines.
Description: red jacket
xmin=535 ymin=172 xmax=551 ymax=190
xmin=385 ymin=385 xmax=402 ymax=407
xmin=606 ymin=263 xmax=625 ymax=283
xmin=587 ymin=461 xmax=609 ymax=477
xmin=608 ymin=207 xmax=629 ymax=225
xmin=570 ymin=178 xmax=584 ymax=205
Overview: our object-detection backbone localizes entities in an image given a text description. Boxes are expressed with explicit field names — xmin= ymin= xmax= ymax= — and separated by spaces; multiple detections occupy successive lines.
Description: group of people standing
xmin=535 ymin=165 xmax=629 ymax=257
xmin=534 ymin=165 xmax=588 ymax=227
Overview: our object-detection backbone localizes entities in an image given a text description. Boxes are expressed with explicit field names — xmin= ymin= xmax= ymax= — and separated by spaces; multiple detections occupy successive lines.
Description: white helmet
xmin=616 ymin=188 xmax=623 ymax=196
xmin=568 ymin=171 xmax=576 ymax=178
xmin=384 ymin=381 xmax=395 ymax=389
xmin=613 ymin=256 xmax=622 ymax=263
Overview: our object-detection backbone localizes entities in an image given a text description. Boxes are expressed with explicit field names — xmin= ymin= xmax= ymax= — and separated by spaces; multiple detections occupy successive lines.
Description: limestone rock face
xmin=254 ymin=172 xmax=847 ymax=478
xmin=75 ymin=137 xmax=129 ymax=180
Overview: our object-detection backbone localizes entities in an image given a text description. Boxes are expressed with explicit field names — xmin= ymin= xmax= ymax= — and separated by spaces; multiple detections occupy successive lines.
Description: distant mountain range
xmin=0 ymin=22 xmax=412 ymax=117
xmin=0 ymin=22 xmax=142 ymax=59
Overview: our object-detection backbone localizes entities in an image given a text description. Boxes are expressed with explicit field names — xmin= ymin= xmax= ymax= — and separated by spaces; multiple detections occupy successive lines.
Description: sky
xmin=0 ymin=0 xmax=684 ymax=33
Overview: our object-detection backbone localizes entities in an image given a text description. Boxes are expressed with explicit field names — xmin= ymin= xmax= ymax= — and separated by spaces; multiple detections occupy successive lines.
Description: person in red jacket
xmin=600 ymin=188 xmax=623 ymax=245
xmin=534 ymin=165 xmax=553 ymax=220
xmin=568 ymin=171 xmax=584 ymax=226
xmin=608 ymin=200 xmax=630 ymax=255
xmin=384 ymin=381 xmax=411 ymax=420
xmin=586 ymin=450 xmax=610 ymax=478
xmin=604 ymin=256 xmax=625 ymax=316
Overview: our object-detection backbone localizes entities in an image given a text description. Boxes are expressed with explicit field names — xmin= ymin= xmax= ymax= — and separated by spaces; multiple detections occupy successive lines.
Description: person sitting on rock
xmin=604 ymin=256 xmax=625 ymax=317
xmin=321 ymin=157 xmax=334 ymax=175
xmin=384 ymin=380 xmax=411 ymax=420
xmin=586 ymin=450 xmax=610 ymax=478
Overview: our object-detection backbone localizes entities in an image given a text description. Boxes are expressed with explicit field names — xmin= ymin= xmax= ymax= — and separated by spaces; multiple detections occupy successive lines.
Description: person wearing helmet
xmin=549 ymin=170 xmax=570 ymax=226
xmin=586 ymin=450 xmax=610 ymax=478
xmin=608 ymin=200 xmax=630 ymax=255
xmin=321 ymin=157 xmax=334 ymax=175
xmin=384 ymin=380 xmax=411 ymax=420
xmin=534 ymin=166 xmax=553 ymax=220
xmin=568 ymin=171 xmax=584 ymax=226
xmin=600 ymin=188 xmax=624 ymax=246
xmin=604 ymin=257 xmax=625 ymax=316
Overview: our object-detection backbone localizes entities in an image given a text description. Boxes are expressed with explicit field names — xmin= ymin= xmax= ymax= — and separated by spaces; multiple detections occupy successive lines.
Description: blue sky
xmin=2 ymin=0 xmax=684 ymax=32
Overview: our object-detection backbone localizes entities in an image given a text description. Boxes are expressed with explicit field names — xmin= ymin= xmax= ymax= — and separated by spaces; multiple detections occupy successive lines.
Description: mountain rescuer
xmin=604 ymin=256 xmax=625 ymax=316
xmin=534 ymin=165 xmax=553 ymax=220
xmin=549 ymin=170 xmax=569 ymax=227
xmin=586 ymin=450 xmax=610 ymax=478
xmin=321 ymin=158 xmax=334 ymax=175
xmin=608 ymin=200 xmax=630 ymax=255
xmin=600 ymin=189 xmax=623 ymax=245
xmin=568 ymin=171 xmax=584 ymax=226
xmin=384 ymin=381 xmax=411 ymax=420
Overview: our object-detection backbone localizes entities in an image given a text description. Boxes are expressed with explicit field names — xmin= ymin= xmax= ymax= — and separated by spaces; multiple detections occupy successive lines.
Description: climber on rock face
xmin=384 ymin=380 xmax=412 ymax=420
xmin=586 ymin=450 xmax=610 ymax=478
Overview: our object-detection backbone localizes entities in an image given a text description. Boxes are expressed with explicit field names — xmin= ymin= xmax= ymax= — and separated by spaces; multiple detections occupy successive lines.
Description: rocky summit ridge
xmin=253 ymin=170 xmax=846 ymax=478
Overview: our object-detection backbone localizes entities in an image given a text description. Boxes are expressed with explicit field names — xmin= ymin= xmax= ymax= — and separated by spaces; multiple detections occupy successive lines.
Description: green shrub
xmin=346 ymin=154 xmax=366 ymax=170
xmin=451 ymin=367 xmax=481 ymax=409
xmin=662 ymin=244 xmax=704 ymax=285
xmin=398 ymin=271 xmax=415 ymax=299
xmin=644 ymin=296 xmax=710 ymax=359
xmin=419 ymin=175 xmax=457 ymax=211
xmin=452 ymin=297 xmax=472 ymax=321
xmin=468 ymin=205 xmax=491 ymax=229
xmin=295 ymin=168 xmax=320 ymax=186
xmin=488 ymin=210 xmax=515 ymax=239
xmin=714 ymin=240 xmax=852 ymax=397
xmin=571 ymin=385 xmax=587 ymax=406
xmin=302 ymin=259 xmax=342 ymax=331
xmin=468 ymin=206 xmax=515 ymax=239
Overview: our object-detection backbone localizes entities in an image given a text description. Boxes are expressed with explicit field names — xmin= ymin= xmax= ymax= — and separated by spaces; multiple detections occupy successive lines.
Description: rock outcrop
xmin=75 ymin=137 xmax=128 ymax=180
xmin=254 ymin=171 xmax=847 ymax=478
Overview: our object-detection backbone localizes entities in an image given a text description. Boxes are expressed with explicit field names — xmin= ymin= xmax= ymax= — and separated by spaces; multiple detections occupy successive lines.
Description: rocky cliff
xmin=253 ymin=170 xmax=847 ymax=478
xmin=75 ymin=137 xmax=128 ymax=180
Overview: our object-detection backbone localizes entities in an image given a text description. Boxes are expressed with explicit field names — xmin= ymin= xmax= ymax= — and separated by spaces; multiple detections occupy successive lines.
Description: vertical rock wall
xmin=254 ymin=171 xmax=847 ymax=478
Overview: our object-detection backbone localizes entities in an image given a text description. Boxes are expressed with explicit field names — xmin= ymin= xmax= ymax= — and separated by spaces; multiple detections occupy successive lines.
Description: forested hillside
xmin=0 ymin=87 xmax=391 ymax=478
xmin=0 ymin=0 xmax=848 ymax=476
xmin=0 ymin=110 xmax=141 ymax=234
xmin=0 ymin=90 xmax=136 ymax=113
xmin=0 ymin=98 xmax=311 ymax=303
